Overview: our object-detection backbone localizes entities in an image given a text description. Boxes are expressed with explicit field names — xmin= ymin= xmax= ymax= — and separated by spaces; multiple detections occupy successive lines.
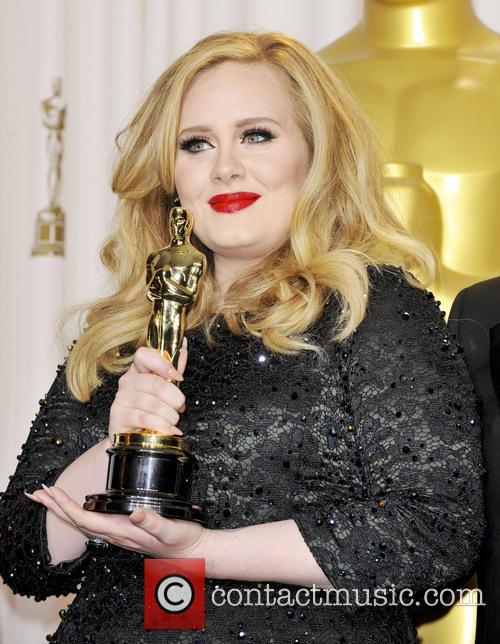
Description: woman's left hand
xmin=25 ymin=485 xmax=207 ymax=559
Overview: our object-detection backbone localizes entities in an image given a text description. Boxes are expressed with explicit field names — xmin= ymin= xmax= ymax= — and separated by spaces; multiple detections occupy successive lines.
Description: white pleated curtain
xmin=0 ymin=1 xmax=498 ymax=642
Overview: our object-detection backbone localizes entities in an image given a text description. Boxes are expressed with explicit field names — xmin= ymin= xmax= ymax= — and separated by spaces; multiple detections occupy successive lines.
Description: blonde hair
xmin=60 ymin=29 xmax=434 ymax=402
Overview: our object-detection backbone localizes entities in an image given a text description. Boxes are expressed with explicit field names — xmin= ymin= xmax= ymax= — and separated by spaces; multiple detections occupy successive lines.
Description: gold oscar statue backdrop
xmin=320 ymin=0 xmax=500 ymax=317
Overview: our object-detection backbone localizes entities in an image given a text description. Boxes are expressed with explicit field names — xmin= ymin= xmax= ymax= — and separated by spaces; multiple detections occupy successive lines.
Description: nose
xmin=210 ymin=141 xmax=245 ymax=184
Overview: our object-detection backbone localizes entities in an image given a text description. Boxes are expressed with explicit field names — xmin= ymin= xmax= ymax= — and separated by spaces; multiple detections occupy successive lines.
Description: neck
xmin=213 ymin=255 xmax=257 ymax=306
xmin=363 ymin=0 xmax=479 ymax=49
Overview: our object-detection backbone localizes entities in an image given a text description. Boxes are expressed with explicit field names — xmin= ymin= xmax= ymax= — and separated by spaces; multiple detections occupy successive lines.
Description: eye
xmin=178 ymin=126 xmax=276 ymax=154
xmin=240 ymin=127 xmax=275 ymax=144
xmin=178 ymin=136 xmax=211 ymax=153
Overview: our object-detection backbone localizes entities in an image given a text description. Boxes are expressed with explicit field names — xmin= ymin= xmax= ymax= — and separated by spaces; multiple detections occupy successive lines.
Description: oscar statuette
xmin=84 ymin=206 xmax=208 ymax=525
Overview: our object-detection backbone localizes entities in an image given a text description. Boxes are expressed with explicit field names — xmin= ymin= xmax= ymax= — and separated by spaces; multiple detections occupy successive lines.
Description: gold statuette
xmin=84 ymin=206 xmax=208 ymax=525
xmin=32 ymin=77 xmax=66 ymax=257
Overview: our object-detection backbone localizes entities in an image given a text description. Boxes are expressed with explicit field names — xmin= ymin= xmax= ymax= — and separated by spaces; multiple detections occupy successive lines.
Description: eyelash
xmin=178 ymin=127 xmax=276 ymax=153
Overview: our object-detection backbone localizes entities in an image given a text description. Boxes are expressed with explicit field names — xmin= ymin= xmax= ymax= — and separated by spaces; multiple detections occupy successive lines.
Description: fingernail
xmin=170 ymin=368 xmax=184 ymax=381
xmin=42 ymin=483 xmax=54 ymax=497
xmin=182 ymin=336 xmax=187 ymax=348
xmin=24 ymin=491 xmax=40 ymax=501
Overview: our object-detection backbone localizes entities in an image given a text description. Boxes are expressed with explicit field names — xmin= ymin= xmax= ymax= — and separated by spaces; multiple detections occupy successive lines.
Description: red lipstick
xmin=208 ymin=191 xmax=261 ymax=213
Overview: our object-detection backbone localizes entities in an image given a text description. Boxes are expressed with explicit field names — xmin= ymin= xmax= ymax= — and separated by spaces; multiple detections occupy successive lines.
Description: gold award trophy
xmin=32 ymin=77 xmax=66 ymax=256
xmin=84 ymin=206 xmax=208 ymax=525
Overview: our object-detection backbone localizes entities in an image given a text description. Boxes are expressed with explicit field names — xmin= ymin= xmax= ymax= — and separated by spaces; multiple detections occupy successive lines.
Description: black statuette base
xmin=84 ymin=491 xmax=207 ymax=525
xmin=84 ymin=440 xmax=208 ymax=526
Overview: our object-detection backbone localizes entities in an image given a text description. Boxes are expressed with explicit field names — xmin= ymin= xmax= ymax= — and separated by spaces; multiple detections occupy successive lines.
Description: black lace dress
xmin=0 ymin=266 xmax=485 ymax=643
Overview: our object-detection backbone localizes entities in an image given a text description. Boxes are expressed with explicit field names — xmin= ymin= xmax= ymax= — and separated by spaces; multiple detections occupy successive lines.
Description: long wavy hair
xmin=60 ymin=29 xmax=435 ymax=402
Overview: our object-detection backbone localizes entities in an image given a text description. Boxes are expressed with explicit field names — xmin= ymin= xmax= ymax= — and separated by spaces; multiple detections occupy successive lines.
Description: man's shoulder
xmin=452 ymin=275 xmax=500 ymax=311
xmin=450 ymin=275 xmax=500 ymax=332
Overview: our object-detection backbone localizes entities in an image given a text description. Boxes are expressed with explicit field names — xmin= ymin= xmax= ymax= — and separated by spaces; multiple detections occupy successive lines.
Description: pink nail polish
xmin=24 ymin=491 xmax=41 ymax=502
xmin=41 ymin=483 xmax=54 ymax=496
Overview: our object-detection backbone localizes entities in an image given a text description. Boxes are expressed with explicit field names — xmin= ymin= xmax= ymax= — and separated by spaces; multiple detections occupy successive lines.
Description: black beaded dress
xmin=0 ymin=266 xmax=485 ymax=643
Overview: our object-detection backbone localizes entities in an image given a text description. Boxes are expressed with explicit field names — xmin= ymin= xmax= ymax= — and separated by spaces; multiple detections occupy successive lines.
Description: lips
xmin=208 ymin=192 xmax=261 ymax=213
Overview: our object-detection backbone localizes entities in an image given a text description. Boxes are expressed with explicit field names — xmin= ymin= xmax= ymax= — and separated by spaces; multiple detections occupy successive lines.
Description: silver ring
xmin=89 ymin=536 xmax=107 ymax=544
xmin=86 ymin=536 xmax=109 ymax=548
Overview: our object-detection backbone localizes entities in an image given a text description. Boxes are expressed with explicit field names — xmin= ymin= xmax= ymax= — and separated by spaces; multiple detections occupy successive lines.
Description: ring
xmin=85 ymin=536 xmax=109 ymax=551
xmin=88 ymin=536 xmax=107 ymax=544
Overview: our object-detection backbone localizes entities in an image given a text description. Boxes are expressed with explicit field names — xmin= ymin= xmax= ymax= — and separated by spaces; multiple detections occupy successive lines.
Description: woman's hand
xmin=109 ymin=338 xmax=188 ymax=438
xmin=24 ymin=484 xmax=207 ymax=560
xmin=23 ymin=338 xmax=199 ymax=559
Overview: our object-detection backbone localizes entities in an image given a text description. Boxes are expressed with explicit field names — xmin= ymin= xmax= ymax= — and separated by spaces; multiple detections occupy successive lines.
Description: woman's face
xmin=174 ymin=61 xmax=310 ymax=272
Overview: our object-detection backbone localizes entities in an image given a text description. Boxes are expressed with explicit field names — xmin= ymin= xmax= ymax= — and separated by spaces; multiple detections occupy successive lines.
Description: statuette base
xmin=84 ymin=490 xmax=207 ymax=525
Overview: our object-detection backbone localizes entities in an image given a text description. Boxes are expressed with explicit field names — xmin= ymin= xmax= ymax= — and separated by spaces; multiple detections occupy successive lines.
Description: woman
xmin=0 ymin=30 xmax=485 ymax=643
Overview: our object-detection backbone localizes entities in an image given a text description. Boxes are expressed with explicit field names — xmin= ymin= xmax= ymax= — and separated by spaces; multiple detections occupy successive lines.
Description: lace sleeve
xmin=293 ymin=268 xmax=486 ymax=597
xmin=0 ymin=356 xmax=110 ymax=600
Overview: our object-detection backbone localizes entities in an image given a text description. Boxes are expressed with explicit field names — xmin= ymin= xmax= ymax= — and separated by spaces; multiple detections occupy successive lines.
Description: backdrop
xmin=1 ymin=1 xmax=499 ymax=642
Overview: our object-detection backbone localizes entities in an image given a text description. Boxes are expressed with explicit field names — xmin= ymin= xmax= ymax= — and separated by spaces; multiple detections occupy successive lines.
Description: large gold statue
xmin=320 ymin=0 xmax=500 ymax=314
xmin=32 ymin=77 xmax=66 ymax=256
xmin=41 ymin=77 xmax=66 ymax=209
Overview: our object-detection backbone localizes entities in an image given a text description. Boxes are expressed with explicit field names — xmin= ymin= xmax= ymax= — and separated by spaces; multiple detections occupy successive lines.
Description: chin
xmin=212 ymin=242 xmax=265 ymax=258
xmin=212 ymin=244 xmax=258 ymax=256
xmin=209 ymin=232 xmax=258 ymax=248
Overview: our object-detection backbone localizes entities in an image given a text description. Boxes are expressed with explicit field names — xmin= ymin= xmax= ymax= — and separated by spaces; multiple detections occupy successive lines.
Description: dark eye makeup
xmin=178 ymin=126 xmax=276 ymax=153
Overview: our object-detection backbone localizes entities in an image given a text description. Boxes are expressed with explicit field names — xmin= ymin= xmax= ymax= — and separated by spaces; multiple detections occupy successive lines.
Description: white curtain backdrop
xmin=0 ymin=1 xmax=498 ymax=642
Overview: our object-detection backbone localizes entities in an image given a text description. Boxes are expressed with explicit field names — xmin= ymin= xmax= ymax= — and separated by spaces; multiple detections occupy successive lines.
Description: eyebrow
xmin=178 ymin=117 xmax=281 ymax=138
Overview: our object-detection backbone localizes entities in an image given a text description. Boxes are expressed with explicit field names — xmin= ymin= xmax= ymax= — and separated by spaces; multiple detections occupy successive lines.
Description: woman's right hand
xmin=108 ymin=340 xmax=188 ymax=439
